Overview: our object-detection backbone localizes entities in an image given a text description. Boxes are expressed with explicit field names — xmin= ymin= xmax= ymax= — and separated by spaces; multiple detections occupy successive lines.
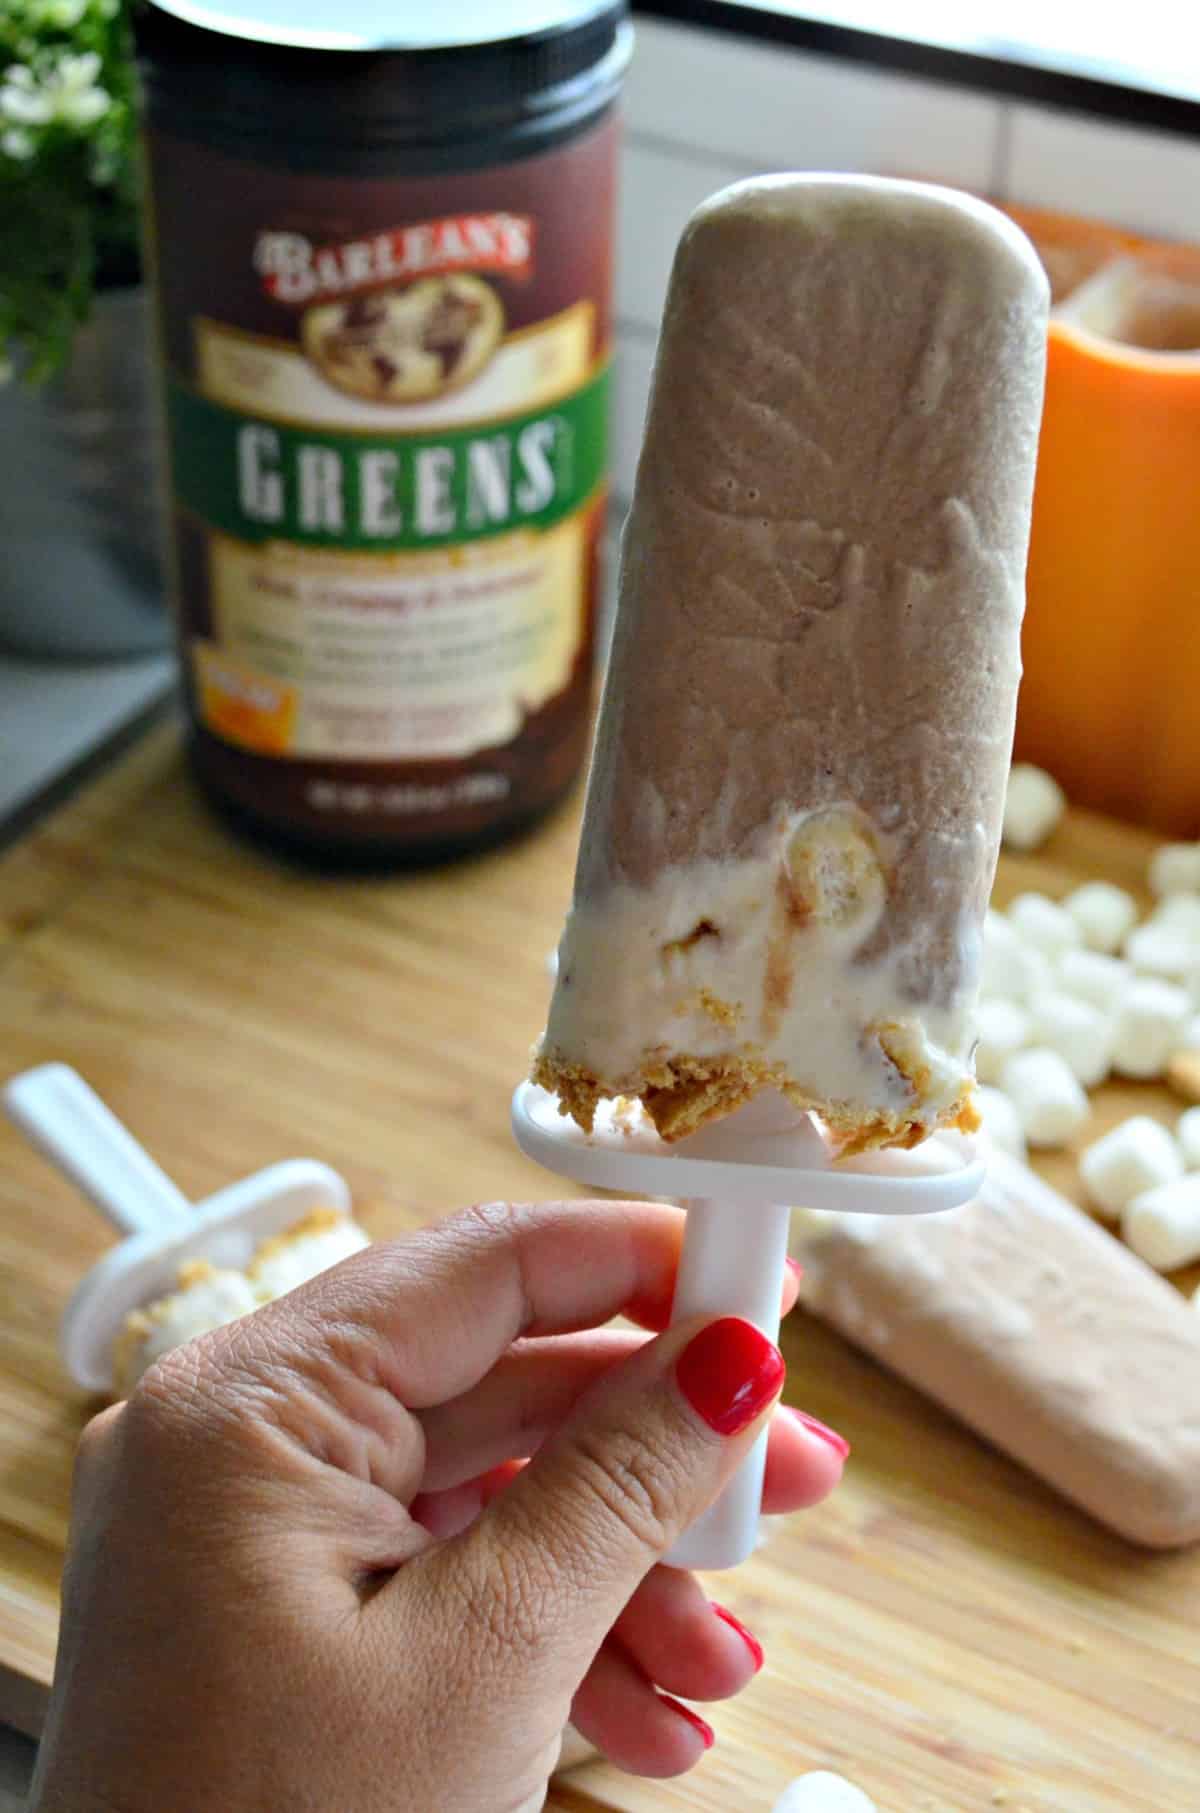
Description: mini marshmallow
xmin=1002 ymin=763 xmax=1065 ymax=853
xmin=1123 ymin=1174 xmax=1200 ymax=1272
xmin=1125 ymin=920 xmax=1200 ymax=983
xmin=1063 ymin=880 xmax=1139 ymax=954
xmin=977 ymin=1084 xmax=1027 ymax=1161
xmin=1079 ymin=1116 xmax=1184 ymax=1220
xmin=1149 ymin=844 xmax=1200 ymax=898
xmin=1112 ymin=978 xmax=1192 ymax=1079
xmin=1030 ymin=992 xmax=1113 ymax=1088
xmin=1001 ymin=1048 xmax=1090 ymax=1148
xmin=772 ymin=1774 xmax=879 ymax=1813
xmin=980 ymin=910 xmax=1052 ymax=1003
xmin=1177 ymin=1107 xmax=1200 ymax=1171
xmin=974 ymin=997 xmax=1031 ymax=1084
xmin=1150 ymin=893 xmax=1200 ymax=937
xmin=1180 ymin=1013 xmax=1200 ymax=1052
xmin=1008 ymin=892 xmax=1082 ymax=961
xmin=1058 ymin=948 xmax=1132 ymax=1016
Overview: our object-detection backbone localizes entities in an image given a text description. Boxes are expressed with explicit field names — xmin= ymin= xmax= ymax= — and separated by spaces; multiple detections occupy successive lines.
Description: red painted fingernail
xmin=788 ymin=1406 xmax=850 ymax=1461
xmin=785 ymin=1256 xmax=804 ymax=1282
xmin=711 ymin=1601 xmax=764 ymax=1673
xmin=660 ymin=1696 xmax=714 ymax=1750
xmin=626 ymin=1286 xmax=675 ymax=1333
xmin=676 ymin=1317 xmax=785 ymax=1436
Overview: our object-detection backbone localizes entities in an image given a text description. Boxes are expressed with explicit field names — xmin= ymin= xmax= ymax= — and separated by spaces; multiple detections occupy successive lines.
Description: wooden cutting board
xmin=1 ymin=725 xmax=1198 ymax=1810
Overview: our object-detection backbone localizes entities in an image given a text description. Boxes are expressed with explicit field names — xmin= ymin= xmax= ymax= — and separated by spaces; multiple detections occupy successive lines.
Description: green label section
xmin=167 ymin=366 xmax=609 ymax=551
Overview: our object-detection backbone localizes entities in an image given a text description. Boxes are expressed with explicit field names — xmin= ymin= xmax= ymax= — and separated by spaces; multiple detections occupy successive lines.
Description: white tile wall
xmin=1004 ymin=103 xmax=1200 ymax=239
xmin=611 ymin=331 xmax=655 ymax=503
xmin=617 ymin=139 xmax=749 ymax=328
xmin=611 ymin=18 xmax=1008 ymax=497
xmin=624 ymin=19 xmax=1004 ymax=187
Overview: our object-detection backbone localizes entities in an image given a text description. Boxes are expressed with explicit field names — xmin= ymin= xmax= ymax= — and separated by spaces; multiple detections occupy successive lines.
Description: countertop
xmin=1 ymin=724 xmax=1198 ymax=1809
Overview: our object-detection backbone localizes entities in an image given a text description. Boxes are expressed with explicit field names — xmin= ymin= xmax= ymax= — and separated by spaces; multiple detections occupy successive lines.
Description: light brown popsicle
xmin=535 ymin=175 xmax=1049 ymax=1151
xmin=794 ymin=1152 xmax=1200 ymax=1548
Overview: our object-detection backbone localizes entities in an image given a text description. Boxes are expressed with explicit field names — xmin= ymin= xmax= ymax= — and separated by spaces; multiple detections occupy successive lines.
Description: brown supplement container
xmin=135 ymin=0 xmax=630 ymax=865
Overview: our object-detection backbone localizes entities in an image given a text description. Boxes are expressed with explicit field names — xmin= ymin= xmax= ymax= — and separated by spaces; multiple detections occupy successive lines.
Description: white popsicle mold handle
xmin=512 ymin=1081 xmax=985 ymax=1572
xmin=663 ymin=1196 xmax=792 ymax=1571
xmin=3 ymin=1063 xmax=192 ymax=1237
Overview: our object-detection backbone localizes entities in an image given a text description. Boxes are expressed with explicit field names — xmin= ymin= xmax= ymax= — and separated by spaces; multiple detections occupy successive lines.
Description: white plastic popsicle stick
xmin=4 ymin=1063 xmax=191 ymax=1237
xmin=512 ymin=1081 xmax=984 ymax=1571
xmin=664 ymin=1195 xmax=792 ymax=1571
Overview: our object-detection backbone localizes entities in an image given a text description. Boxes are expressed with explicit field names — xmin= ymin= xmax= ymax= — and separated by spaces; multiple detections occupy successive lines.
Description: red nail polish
xmin=625 ymin=1285 xmax=676 ymax=1333
xmin=676 ymin=1317 xmax=785 ymax=1436
xmin=711 ymin=1601 xmax=764 ymax=1673
xmin=785 ymin=1256 xmax=804 ymax=1282
xmin=660 ymin=1696 xmax=715 ymax=1750
xmin=788 ymin=1406 xmax=850 ymax=1461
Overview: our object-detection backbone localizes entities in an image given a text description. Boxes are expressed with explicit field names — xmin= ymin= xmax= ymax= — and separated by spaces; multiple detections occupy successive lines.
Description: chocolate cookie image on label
xmin=301 ymin=273 xmax=505 ymax=403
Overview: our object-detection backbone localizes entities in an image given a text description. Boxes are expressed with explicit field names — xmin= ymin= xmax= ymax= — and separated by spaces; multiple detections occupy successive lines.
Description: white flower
xmin=2 ymin=126 xmax=35 ymax=159
xmin=0 ymin=80 xmax=51 ymax=126
xmin=1 ymin=52 xmax=112 ymax=132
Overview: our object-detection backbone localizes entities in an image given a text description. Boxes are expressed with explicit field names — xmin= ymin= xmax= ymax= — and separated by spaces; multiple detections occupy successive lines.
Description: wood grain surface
xmin=0 ymin=724 xmax=1197 ymax=1809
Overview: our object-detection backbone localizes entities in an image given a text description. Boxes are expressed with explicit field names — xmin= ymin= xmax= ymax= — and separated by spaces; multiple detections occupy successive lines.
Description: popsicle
xmin=534 ymin=175 xmax=1049 ymax=1153
xmin=792 ymin=1152 xmax=1200 ymax=1548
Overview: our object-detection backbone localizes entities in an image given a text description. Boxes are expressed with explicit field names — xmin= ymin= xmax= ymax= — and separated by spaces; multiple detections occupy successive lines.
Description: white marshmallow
xmin=1000 ymin=1048 xmax=1090 ymax=1149
xmin=1063 ymin=880 xmax=1139 ymax=954
xmin=1123 ymin=1174 xmax=1200 ymax=1272
xmin=1079 ymin=1116 xmax=1184 ymax=1220
xmin=1008 ymin=892 xmax=1082 ymax=961
xmin=1179 ymin=1013 xmax=1200 ymax=1053
xmin=1150 ymin=893 xmax=1200 ymax=936
xmin=1002 ymin=763 xmax=1065 ymax=853
xmin=1058 ymin=948 xmax=1132 ymax=1016
xmin=1125 ymin=920 xmax=1200 ymax=983
xmin=1111 ymin=978 xmax=1192 ymax=1079
xmin=1149 ymin=845 xmax=1200 ymax=898
xmin=973 ymin=997 xmax=1031 ymax=1083
xmin=772 ymin=1774 xmax=879 ymax=1813
xmin=1030 ymin=991 xmax=1113 ymax=1088
xmin=1177 ymin=1107 xmax=1200 ymax=1171
xmin=976 ymin=1084 xmax=1027 ymax=1160
xmin=980 ymin=910 xmax=1052 ymax=1004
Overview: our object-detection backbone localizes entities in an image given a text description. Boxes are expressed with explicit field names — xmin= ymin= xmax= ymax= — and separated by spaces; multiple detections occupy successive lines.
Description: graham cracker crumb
xmin=533 ymin=1042 xmax=977 ymax=1153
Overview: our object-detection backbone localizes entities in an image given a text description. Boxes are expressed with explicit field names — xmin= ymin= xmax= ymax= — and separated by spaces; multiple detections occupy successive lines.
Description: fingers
xmin=409 ymin=1461 xmax=525 ymax=1540
xmin=612 ymin=1566 xmax=763 ymax=1702
xmin=407 ymin=1315 xmax=785 ymax=1699
xmin=570 ymin=1640 xmax=714 ymax=1778
xmin=761 ymin=1404 xmax=849 ymax=1512
xmin=280 ymin=1199 xmax=688 ymax=1410
xmin=417 ymin=1266 xmax=808 ymax=1493
xmin=412 ymin=1393 xmax=848 ymax=1531
xmin=417 ymin=1331 xmax=642 ymax=1491
xmin=625 ymin=1253 xmax=804 ymax=1334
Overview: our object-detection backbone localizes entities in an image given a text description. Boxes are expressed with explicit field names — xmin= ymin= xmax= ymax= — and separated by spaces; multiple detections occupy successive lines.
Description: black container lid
xmin=137 ymin=0 xmax=631 ymax=147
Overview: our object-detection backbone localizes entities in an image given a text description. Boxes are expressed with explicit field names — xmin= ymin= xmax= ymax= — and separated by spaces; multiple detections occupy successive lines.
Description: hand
xmin=33 ymin=1199 xmax=847 ymax=1813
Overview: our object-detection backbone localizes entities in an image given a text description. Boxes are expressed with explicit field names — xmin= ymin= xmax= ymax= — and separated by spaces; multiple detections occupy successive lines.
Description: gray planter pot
xmin=0 ymin=286 xmax=171 ymax=660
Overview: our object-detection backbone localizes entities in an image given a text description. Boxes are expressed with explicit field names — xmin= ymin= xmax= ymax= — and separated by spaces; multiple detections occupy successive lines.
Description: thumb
xmin=423 ymin=1315 xmax=784 ymax=1689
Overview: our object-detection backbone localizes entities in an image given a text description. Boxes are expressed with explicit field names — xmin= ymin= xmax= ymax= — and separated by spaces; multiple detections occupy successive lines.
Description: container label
xmin=144 ymin=118 xmax=615 ymax=825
